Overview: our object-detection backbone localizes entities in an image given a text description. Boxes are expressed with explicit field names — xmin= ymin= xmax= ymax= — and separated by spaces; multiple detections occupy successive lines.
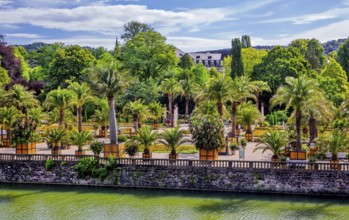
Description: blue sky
xmin=1 ymin=0 xmax=349 ymax=52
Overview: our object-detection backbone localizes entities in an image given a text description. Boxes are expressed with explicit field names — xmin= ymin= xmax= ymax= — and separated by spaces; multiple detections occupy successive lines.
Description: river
xmin=0 ymin=184 xmax=348 ymax=219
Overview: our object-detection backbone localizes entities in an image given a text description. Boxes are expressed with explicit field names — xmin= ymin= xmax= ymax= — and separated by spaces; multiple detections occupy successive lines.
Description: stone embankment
xmin=1 ymin=160 xmax=349 ymax=196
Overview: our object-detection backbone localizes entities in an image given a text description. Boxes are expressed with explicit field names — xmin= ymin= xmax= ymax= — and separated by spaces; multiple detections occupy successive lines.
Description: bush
xmin=90 ymin=141 xmax=104 ymax=156
xmin=308 ymin=156 xmax=316 ymax=163
xmin=118 ymin=135 xmax=127 ymax=142
xmin=240 ymin=139 xmax=247 ymax=147
xmin=316 ymin=152 xmax=326 ymax=160
xmin=230 ymin=142 xmax=239 ymax=151
xmin=124 ymin=140 xmax=139 ymax=156
xmin=280 ymin=155 xmax=287 ymax=162
xmin=45 ymin=159 xmax=54 ymax=171
xmin=74 ymin=158 xmax=99 ymax=178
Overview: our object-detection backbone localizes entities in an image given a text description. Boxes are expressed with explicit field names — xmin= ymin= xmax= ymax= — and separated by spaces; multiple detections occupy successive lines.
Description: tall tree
xmin=290 ymin=38 xmax=325 ymax=72
xmin=228 ymin=76 xmax=256 ymax=137
xmin=179 ymin=53 xmax=194 ymax=70
xmin=90 ymin=61 xmax=130 ymax=145
xmin=271 ymin=76 xmax=318 ymax=151
xmin=48 ymin=45 xmax=95 ymax=89
xmin=198 ymin=74 xmax=231 ymax=119
xmin=337 ymin=37 xmax=349 ymax=79
xmin=121 ymin=21 xmax=153 ymax=41
xmin=44 ymin=87 xmax=74 ymax=126
xmin=159 ymin=77 xmax=183 ymax=126
xmin=231 ymin=38 xmax=244 ymax=78
xmin=113 ymin=37 xmax=122 ymax=60
xmin=67 ymin=82 xmax=94 ymax=132
xmin=241 ymin=35 xmax=251 ymax=48
xmin=177 ymin=69 xmax=195 ymax=116
xmin=123 ymin=31 xmax=178 ymax=80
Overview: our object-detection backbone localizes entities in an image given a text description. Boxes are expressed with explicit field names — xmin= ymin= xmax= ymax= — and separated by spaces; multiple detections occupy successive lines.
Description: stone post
xmin=261 ymin=102 xmax=265 ymax=121
xmin=173 ymin=104 xmax=178 ymax=127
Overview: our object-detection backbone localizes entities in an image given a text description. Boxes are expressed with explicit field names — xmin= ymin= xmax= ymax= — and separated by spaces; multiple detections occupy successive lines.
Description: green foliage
xmin=253 ymin=129 xmax=289 ymax=159
xmin=266 ymin=110 xmax=288 ymax=126
xmin=241 ymin=35 xmax=251 ymax=48
xmin=289 ymin=38 xmax=325 ymax=71
xmin=121 ymin=21 xmax=153 ymax=40
xmin=252 ymin=46 xmax=312 ymax=92
xmin=90 ymin=141 xmax=104 ymax=156
xmin=69 ymin=130 xmax=94 ymax=151
xmin=316 ymin=130 xmax=349 ymax=160
xmin=44 ymin=127 xmax=67 ymax=148
xmin=237 ymin=102 xmax=262 ymax=132
xmin=336 ymin=37 xmax=349 ymax=78
xmin=74 ymin=157 xmax=99 ymax=178
xmin=118 ymin=79 xmax=159 ymax=106
xmin=124 ymin=140 xmax=139 ymax=156
xmin=231 ymin=37 xmax=244 ymax=78
xmin=45 ymin=159 xmax=54 ymax=171
xmin=189 ymin=112 xmax=225 ymax=150
xmin=241 ymin=48 xmax=267 ymax=77
xmin=179 ymin=53 xmax=194 ymax=69
xmin=158 ymin=126 xmax=190 ymax=155
xmin=0 ymin=66 xmax=10 ymax=85
xmin=11 ymin=117 xmax=38 ymax=145
xmin=230 ymin=142 xmax=239 ymax=150
xmin=240 ymin=138 xmax=248 ymax=147
xmin=123 ymin=30 xmax=178 ymax=79
xmin=47 ymin=45 xmax=95 ymax=89
xmin=118 ymin=135 xmax=127 ymax=142
xmin=132 ymin=126 xmax=158 ymax=153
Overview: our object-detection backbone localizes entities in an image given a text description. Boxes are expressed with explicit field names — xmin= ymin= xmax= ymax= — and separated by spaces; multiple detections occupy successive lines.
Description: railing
xmin=1 ymin=153 xmax=349 ymax=172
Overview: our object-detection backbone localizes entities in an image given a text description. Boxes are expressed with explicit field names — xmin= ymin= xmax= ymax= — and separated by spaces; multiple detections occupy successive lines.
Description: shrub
xmin=240 ymin=139 xmax=247 ymax=147
xmin=118 ymin=135 xmax=127 ymax=142
xmin=90 ymin=141 xmax=104 ymax=156
xmin=316 ymin=152 xmax=326 ymax=160
xmin=124 ymin=140 xmax=139 ymax=156
xmin=45 ymin=159 xmax=54 ymax=171
xmin=230 ymin=142 xmax=239 ymax=151
xmin=308 ymin=156 xmax=316 ymax=163
xmin=279 ymin=155 xmax=287 ymax=162
xmin=74 ymin=158 xmax=99 ymax=178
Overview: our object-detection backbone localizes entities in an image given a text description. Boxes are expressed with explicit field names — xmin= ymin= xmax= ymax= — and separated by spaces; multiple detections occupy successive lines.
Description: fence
xmin=0 ymin=153 xmax=349 ymax=172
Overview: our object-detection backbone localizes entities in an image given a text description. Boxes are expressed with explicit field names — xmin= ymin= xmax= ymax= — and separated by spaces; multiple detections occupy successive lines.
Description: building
xmin=175 ymin=48 xmax=223 ymax=72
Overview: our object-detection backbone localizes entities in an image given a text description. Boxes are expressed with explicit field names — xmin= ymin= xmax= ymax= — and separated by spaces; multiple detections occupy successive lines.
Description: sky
xmin=1 ymin=0 xmax=349 ymax=52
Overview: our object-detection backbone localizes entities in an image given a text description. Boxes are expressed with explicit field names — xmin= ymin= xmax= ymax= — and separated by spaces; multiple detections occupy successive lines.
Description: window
xmin=208 ymin=56 xmax=212 ymax=59
xmin=196 ymin=56 xmax=200 ymax=59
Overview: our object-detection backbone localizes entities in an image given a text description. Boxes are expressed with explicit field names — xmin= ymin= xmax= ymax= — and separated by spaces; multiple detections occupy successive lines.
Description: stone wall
xmin=1 ymin=160 xmax=349 ymax=196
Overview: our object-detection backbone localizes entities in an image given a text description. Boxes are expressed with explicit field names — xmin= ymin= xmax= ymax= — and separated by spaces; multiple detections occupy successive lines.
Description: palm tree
xmin=271 ymin=76 xmax=318 ymax=151
xmin=3 ymin=84 xmax=38 ymax=121
xmin=252 ymin=81 xmax=271 ymax=111
xmin=90 ymin=61 xmax=130 ymax=145
xmin=132 ymin=126 xmax=158 ymax=156
xmin=177 ymin=69 xmax=194 ymax=117
xmin=253 ymin=129 xmax=289 ymax=161
xmin=91 ymin=108 xmax=109 ymax=137
xmin=123 ymin=100 xmax=149 ymax=131
xmin=68 ymin=82 xmax=94 ymax=132
xmin=316 ymin=129 xmax=349 ymax=161
xmin=158 ymin=126 xmax=190 ymax=158
xmin=0 ymin=106 xmax=18 ymax=143
xmin=148 ymin=102 xmax=163 ymax=130
xmin=229 ymin=76 xmax=256 ymax=137
xmin=237 ymin=102 xmax=262 ymax=136
xmin=44 ymin=87 xmax=74 ymax=126
xmin=159 ymin=77 xmax=182 ymax=127
xmin=44 ymin=127 xmax=68 ymax=151
xmin=198 ymin=74 xmax=230 ymax=119
xmin=69 ymin=130 xmax=94 ymax=153
xmin=47 ymin=108 xmax=76 ymax=129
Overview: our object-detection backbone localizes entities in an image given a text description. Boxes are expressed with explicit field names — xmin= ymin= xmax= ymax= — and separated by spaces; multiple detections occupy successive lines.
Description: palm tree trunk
xmin=185 ymin=96 xmax=189 ymax=116
xmin=231 ymin=101 xmax=237 ymax=137
xmin=217 ymin=101 xmax=223 ymax=119
xmin=59 ymin=108 xmax=64 ymax=126
xmin=77 ymin=106 xmax=82 ymax=132
xmin=309 ymin=115 xmax=317 ymax=143
xmin=168 ymin=94 xmax=173 ymax=127
xmin=133 ymin=115 xmax=139 ymax=131
xmin=295 ymin=108 xmax=302 ymax=151
xmin=255 ymin=93 xmax=259 ymax=111
xmin=108 ymin=96 xmax=118 ymax=145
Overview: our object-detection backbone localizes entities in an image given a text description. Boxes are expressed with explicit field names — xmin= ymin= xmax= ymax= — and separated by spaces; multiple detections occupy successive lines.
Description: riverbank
xmin=1 ymin=158 xmax=349 ymax=197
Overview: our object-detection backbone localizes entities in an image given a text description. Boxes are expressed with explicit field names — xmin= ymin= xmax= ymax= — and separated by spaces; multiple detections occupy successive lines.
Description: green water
xmin=1 ymin=184 xmax=349 ymax=220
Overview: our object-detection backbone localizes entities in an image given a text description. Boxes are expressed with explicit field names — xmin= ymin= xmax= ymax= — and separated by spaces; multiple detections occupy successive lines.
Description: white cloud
xmin=32 ymin=37 xmax=116 ymax=49
xmin=261 ymin=7 xmax=349 ymax=24
xmin=6 ymin=33 xmax=44 ymax=39
xmin=167 ymin=37 xmax=230 ymax=52
xmin=0 ymin=0 xmax=12 ymax=6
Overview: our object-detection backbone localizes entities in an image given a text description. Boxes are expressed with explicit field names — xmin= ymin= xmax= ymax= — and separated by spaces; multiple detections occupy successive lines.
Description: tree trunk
xmin=59 ymin=108 xmax=64 ymax=126
xmin=108 ymin=96 xmax=118 ymax=145
xmin=168 ymin=94 xmax=173 ymax=127
xmin=77 ymin=106 xmax=83 ymax=132
xmin=153 ymin=119 xmax=158 ymax=129
xmin=231 ymin=101 xmax=237 ymax=137
xmin=133 ymin=115 xmax=139 ymax=131
xmin=185 ymin=96 xmax=189 ymax=116
xmin=295 ymin=108 xmax=302 ymax=151
xmin=216 ymin=101 xmax=223 ymax=119
xmin=309 ymin=115 xmax=317 ymax=143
